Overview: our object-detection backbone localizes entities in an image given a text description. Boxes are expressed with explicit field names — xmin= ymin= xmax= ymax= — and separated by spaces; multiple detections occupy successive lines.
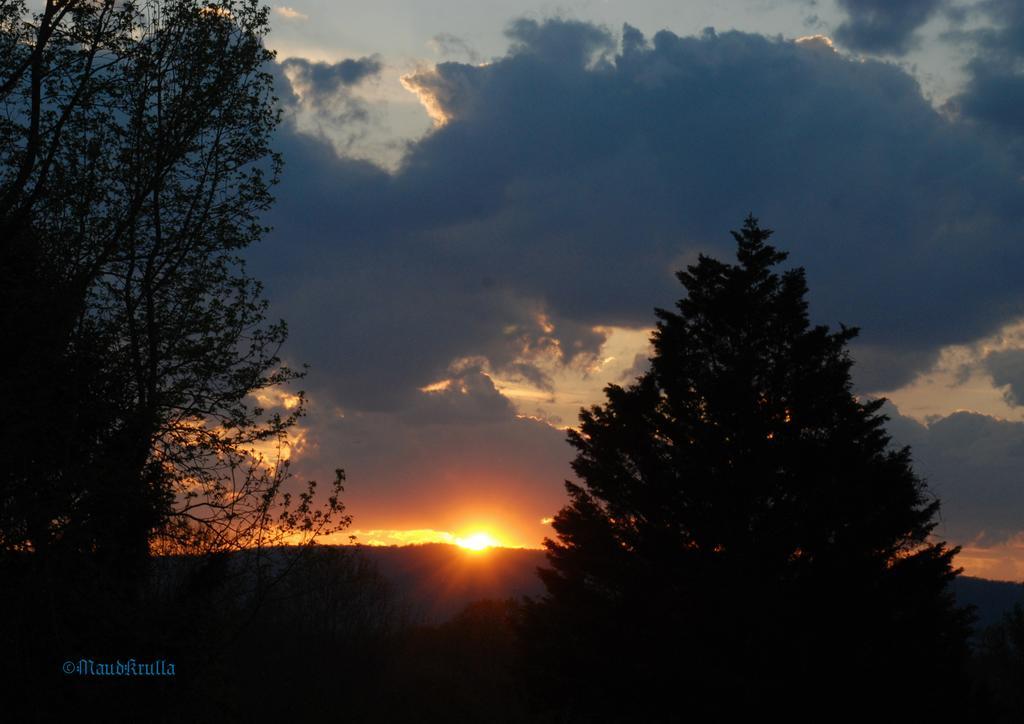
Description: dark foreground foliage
xmin=6 ymin=541 xmax=1024 ymax=722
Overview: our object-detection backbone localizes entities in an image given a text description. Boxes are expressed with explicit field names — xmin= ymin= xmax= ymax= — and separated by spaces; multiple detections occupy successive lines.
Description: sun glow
xmin=455 ymin=532 xmax=499 ymax=551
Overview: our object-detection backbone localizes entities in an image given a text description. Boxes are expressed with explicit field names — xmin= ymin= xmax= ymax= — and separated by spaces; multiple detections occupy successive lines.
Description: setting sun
xmin=456 ymin=532 xmax=500 ymax=551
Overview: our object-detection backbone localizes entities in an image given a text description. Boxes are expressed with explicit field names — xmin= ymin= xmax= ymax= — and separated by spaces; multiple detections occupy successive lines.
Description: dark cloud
xmin=963 ymin=0 xmax=1024 ymax=58
xmin=503 ymin=18 xmax=616 ymax=67
xmin=618 ymin=352 xmax=651 ymax=384
xmin=885 ymin=405 xmax=1024 ymax=547
xmin=276 ymin=56 xmax=383 ymax=146
xmin=267 ymin=60 xmax=300 ymax=107
xmin=983 ymin=349 xmax=1024 ymax=405
xmin=401 ymin=24 xmax=1022 ymax=391
xmin=248 ymin=28 xmax=1024 ymax=546
xmin=850 ymin=344 xmax=942 ymax=395
xmin=281 ymin=56 xmax=383 ymax=97
xmin=502 ymin=362 xmax=555 ymax=393
xmin=955 ymin=63 xmax=1024 ymax=135
xmin=406 ymin=364 xmax=517 ymax=425
xmin=945 ymin=2 xmax=1024 ymax=146
xmin=258 ymin=21 xmax=1024 ymax=419
xmin=833 ymin=0 xmax=944 ymax=55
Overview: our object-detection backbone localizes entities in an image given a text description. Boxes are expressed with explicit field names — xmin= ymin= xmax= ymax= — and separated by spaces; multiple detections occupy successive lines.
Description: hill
xmin=348 ymin=544 xmax=1024 ymax=631
xmin=350 ymin=543 xmax=547 ymax=623
xmin=952 ymin=575 xmax=1024 ymax=632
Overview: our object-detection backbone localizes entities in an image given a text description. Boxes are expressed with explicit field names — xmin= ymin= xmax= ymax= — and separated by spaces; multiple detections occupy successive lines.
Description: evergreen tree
xmin=523 ymin=216 xmax=973 ymax=721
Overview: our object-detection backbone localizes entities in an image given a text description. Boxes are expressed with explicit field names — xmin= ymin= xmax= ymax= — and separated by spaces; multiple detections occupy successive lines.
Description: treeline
xmin=11 ymin=541 xmax=1024 ymax=723
xmin=4 ymin=541 xmax=515 ymax=722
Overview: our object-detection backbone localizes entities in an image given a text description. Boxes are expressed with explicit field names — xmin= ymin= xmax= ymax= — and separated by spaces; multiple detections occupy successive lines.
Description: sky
xmin=243 ymin=0 xmax=1024 ymax=579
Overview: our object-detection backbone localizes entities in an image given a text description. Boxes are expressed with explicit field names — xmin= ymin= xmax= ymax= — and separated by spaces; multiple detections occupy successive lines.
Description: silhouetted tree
xmin=0 ymin=3 xmax=348 ymax=716
xmin=0 ymin=0 xmax=346 ymax=578
xmin=522 ymin=217 xmax=973 ymax=721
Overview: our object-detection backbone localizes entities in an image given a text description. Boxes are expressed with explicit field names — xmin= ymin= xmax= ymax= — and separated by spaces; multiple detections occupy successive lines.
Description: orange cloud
xmin=956 ymin=536 xmax=1024 ymax=582
xmin=273 ymin=6 xmax=308 ymax=21
xmin=333 ymin=525 xmax=542 ymax=549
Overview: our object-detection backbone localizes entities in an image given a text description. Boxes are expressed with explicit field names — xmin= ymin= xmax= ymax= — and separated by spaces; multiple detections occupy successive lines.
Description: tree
xmin=0 ymin=2 xmax=350 ymax=716
xmin=0 ymin=0 xmax=346 ymax=572
xmin=522 ymin=217 xmax=973 ymax=720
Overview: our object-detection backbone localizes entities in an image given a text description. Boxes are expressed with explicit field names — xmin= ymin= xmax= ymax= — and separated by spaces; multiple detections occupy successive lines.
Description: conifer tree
xmin=524 ymin=216 xmax=973 ymax=721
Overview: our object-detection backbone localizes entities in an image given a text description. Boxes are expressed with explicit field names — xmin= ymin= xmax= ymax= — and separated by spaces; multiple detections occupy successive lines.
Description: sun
xmin=455 ymin=532 xmax=500 ymax=552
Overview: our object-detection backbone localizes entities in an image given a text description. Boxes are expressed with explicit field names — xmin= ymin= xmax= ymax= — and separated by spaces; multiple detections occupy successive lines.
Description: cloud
xmin=954 ymin=534 xmax=1024 ymax=581
xmin=983 ymin=349 xmax=1024 ymax=405
xmin=346 ymin=528 xmax=457 ymax=546
xmin=277 ymin=56 xmax=383 ymax=150
xmin=253 ymin=25 xmax=1024 ymax=551
xmin=408 ymin=362 xmax=517 ymax=424
xmin=392 ymin=23 xmax=1022 ymax=390
xmin=833 ymin=0 xmax=944 ymax=55
xmin=794 ymin=34 xmax=837 ymax=53
xmin=282 ymin=387 xmax=575 ymax=547
xmin=430 ymin=33 xmax=481 ymax=63
xmin=273 ymin=6 xmax=308 ymax=22
xmin=953 ymin=0 xmax=1024 ymax=59
xmin=954 ymin=63 xmax=1024 ymax=135
xmin=282 ymin=56 xmax=383 ymax=93
xmin=503 ymin=17 xmax=616 ymax=68
xmin=885 ymin=405 xmax=1024 ymax=548
xmin=260 ymin=22 xmax=1024 ymax=412
xmin=280 ymin=56 xmax=382 ymax=120
xmin=944 ymin=1 xmax=1024 ymax=150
